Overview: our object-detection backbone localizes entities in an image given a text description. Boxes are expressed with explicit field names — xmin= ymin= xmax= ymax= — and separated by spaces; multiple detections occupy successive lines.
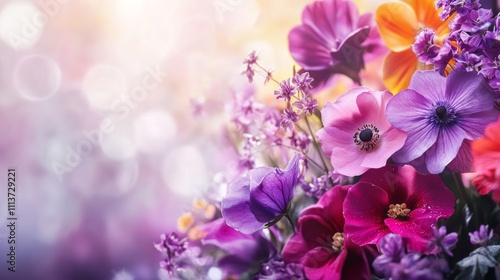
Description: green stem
xmin=285 ymin=213 xmax=296 ymax=234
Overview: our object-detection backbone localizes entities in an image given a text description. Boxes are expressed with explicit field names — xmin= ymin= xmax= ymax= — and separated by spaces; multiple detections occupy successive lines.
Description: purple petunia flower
xmin=386 ymin=70 xmax=499 ymax=174
xmin=469 ymin=224 xmax=494 ymax=246
xmin=428 ymin=226 xmax=458 ymax=256
xmin=343 ymin=164 xmax=456 ymax=253
xmin=221 ymin=154 xmax=301 ymax=234
xmin=288 ymin=0 xmax=385 ymax=89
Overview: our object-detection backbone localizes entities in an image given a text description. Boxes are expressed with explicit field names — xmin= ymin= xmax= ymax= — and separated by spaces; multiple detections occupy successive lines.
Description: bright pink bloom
xmin=317 ymin=87 xmax=407 ymax=176
xmin=282 ymin=185 xmax=376 ymax=280
xmin=343 ymin=165 xmax=455 ymax=253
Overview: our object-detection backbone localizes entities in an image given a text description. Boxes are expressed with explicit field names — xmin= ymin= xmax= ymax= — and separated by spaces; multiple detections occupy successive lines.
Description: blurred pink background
xmin=0 ymin=0 xmax=385 ymax=279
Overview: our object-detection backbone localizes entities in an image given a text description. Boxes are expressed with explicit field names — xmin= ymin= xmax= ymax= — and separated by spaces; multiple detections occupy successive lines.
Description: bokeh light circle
xmin=162 ymin=146 xmax=208 ymax=197
xmin=133 ymin=110 xmax=177 ymax=154
xmin=14 ymin=55 xmax=61 ymax=101
xmin=0 ymin=1 xmax=43 ymax=49
xmin=82 ymin=64 xmax=128 ymax=110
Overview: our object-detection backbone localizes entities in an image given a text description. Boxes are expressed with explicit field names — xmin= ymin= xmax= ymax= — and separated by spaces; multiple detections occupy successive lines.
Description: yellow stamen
xmin=387 ymin=203 xmax=411 ymax=218
xmin=331 ymin=232 xmax=344 ymax=253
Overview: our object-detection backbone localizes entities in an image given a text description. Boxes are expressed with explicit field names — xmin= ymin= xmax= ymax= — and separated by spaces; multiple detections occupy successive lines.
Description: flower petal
xmin=403 ymin=0 xmax=449 ymax=35
xmin=221 ymin=177 xmax=265 ymax=234
xmin=446 ymin=70 xmax=497 ymax=116
xmin=424 ymin=125 xmax=467 ymax=174
xmin=376 ymin=2 xmax=418 ymax=52
xmin=343 ymin=182 xmax=392 ymax=246
xmin=386 ymin=89 xmax=439 ymax=163
xmin=383 ymin=50 xmax=418 ymax=94
xmin=289 ymin=25 xmax=334 ymax=70
xmin=331 ymin=146 xmax=367 ymax=176
xmin=408 ymin=70 xmax=446 ymax=102
xmin=361 ymin=127 xmax=407 ymax=169
xmin=303 ymin=247 xmax=346 ymax=280
xmin=249 ymin=155 xmax=300 ymax=223
xmin=447 ymin=140 xmax=474 ymax=173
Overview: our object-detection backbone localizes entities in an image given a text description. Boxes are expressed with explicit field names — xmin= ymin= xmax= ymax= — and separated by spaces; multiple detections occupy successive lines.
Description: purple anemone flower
xmin=288 ymin=0 xmax=385 ymax=89
xmin=221 ymin=154 xmax=301 ymax=234
xmin=386 ymin=70 xmax=499 ymax=174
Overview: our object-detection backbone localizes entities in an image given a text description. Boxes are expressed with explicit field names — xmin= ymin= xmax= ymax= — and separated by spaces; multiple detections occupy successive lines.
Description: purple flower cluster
xmin=417 ymin=0 xmax=500 ymax=90
xmin=154 ymin=232 xmax=188 ymax=275
xmin=257 ymin=256 xmax=305 ymax=280
xmin=373 ymin=233 xmax=449 ymax=280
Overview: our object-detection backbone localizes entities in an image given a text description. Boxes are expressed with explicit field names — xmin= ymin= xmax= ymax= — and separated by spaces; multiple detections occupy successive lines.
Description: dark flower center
xmin=435 ymin=106 xmax=447 ymax=120
xmin=430 ymin=102 xmax=457 ymax=125
xmin=387 ymin=203 xmax=411 ymax=219
xmin=353 ymin=124 xmax=380 ymax=151
xmin=331 ymin=232 xmax=344 ymax=253
xmin=359 ymin=129 xmax=373 ymax=142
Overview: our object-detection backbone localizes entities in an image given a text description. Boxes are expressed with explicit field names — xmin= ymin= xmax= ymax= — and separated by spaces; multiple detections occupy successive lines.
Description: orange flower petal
xmin=403 ymin=0 xmax=451 ymax=36
xmin=383 ymin=49 xmax=418 ymax=94
xmin=376 ymin=2 xmax=419 ymax=52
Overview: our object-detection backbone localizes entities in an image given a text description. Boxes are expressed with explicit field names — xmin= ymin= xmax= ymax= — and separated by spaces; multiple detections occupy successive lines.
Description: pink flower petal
xmin=343 ymin=182 xmax=392 ymax=246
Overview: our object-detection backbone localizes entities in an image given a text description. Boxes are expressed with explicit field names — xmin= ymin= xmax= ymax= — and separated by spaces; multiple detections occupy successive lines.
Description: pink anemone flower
xmin=317 ymin=87 xmax=407 ymax=176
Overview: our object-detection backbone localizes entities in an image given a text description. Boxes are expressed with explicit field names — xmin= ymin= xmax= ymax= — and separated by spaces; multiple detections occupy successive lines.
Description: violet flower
xmin=469 ymin=224 xmax=494 ymax=246
xmin=221 ymin=154 xmax=301 ymax=234
xmin=428 ymin=226 xmax=458 ymax=256
xmin=274 ymin=79 xmax=297 ymax=102
xmin=282 ymin=185 xmax=377 ymax=280
xmin=373 ymin=234 xmax=449 ymax=280
xmin=412 ymin=28 xmax=440 ymax=64
xmin=317 ymin=87 xmax=407 ymax=176
xmin=292 ymin=72 xmax=314 ymax=92
xmin=154 ymin=232 xmax=188 ymax=275
xmin=343 ymin=165 xmax=456 ymax=253
xmin=288 ymin=0 xmax=385 ymax=89
xmin=386 ymin=70 xmax=499 ymax=174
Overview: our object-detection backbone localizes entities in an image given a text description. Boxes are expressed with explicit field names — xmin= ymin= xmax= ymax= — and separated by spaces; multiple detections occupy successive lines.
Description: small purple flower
xmin=274 ymin=79 xmax=297 ymax=102
xmin=412 ymin=28 xmax=440 ymax=64
xmin=280 ymin=109 xmax=299 ymax=129
xmin=293 ymin=96 xmax=318 ymax=115
xmin=429 ymin=226 xmax=458 ymax=256
xmin=221 ymin=154 xmax=301 ymax=234
xmin=243 ymin=51 xmax=259 ymax=65
xmin=386 ymin=70 xmax=499 ymax=174
xmin=469 ymin=224 xmax=494 ymax=246
xmin=455 ymin=52 xmax=483 ymax=72
xmin=242 ymin=51 xmax=259 ymax=83
xmin=373 ymin=233 xmax=449 ymax=280
xmin=257 ymin=256 xmax=305 ymax=280
xmin=372 ymin=234 xmax=406 ymax=276
xmin=154 ymin=232 xmax=188 ymax=275
xmin=289 ymin=131 xmax=311 ymax=151
xmin=460 ymin=8 xmax=493 ymax=34
xmin=291 ymin=72 xmax=313 ymax=92
xmin=436 ymin=0 xmax=481 ymax=20
xmin=433 ymin=40 xmax=457 ymax=75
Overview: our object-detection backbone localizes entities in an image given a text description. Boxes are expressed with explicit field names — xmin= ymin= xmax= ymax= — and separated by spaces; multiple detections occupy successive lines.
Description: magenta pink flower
xmin=282 ymin=185 xmax=377 ymax=280
xmin=343 ymin=165 xmax=456 ymax=253
xmin=317 ymin=87 xmax=407 ymax=177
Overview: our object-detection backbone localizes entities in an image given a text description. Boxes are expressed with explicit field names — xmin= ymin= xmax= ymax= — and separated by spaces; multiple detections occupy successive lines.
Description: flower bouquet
xmin=156 ymin=0 xmax=500 ymax=279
